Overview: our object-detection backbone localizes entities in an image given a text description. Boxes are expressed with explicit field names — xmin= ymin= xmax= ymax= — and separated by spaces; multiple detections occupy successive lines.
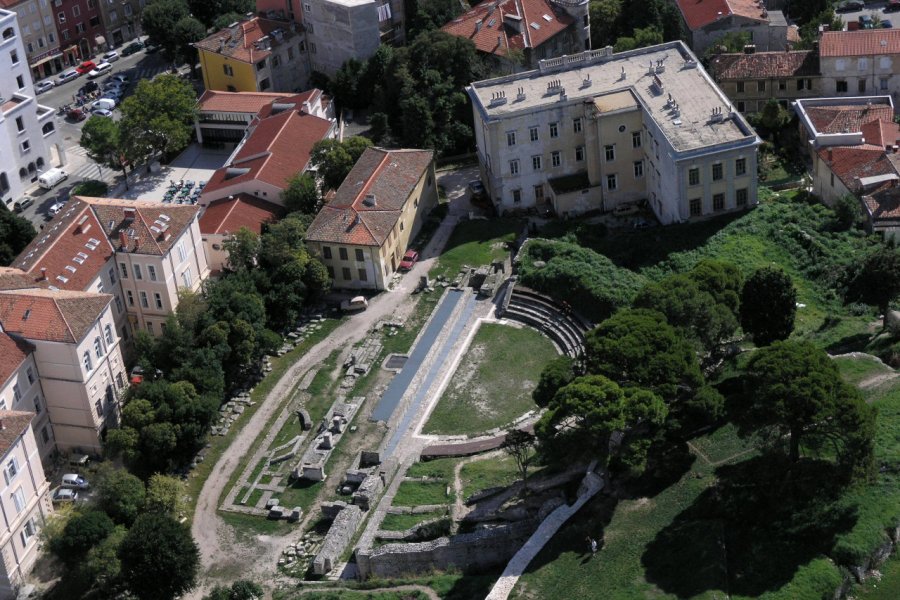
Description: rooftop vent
xmin=530 ymin=22 xmax=540 ymax=30
xmin=159 ymin=214 xmax=170 ymax=222
xmin=77 ymin=251 xmax=88 ymax=259
xmin=270 ymin=102 xmax=296 ymax=114
xmin=363 ymin=193 xmax=377 ymax=207
xmin=489 ymin=90 xmax=507 ymax=106
xmin=516 ymin=86 xmax=526 ymax=101
xmin=123 ymin=207 xmax=136 ymax=221
xmin=85 ymin=242 xmax=98 ymax=251
xmin=88 ymin=238 xmax=101 ymax=246
xmin=65 ymin=265 xmax=76 ymax=273
xmin=56 ymin=275 xmax=69 ymax=284
xmin=542 ymin=14 xmax=552 ymax=21
xmin=582 ymin=73 xmax=592 ymax=88
xmin=73 ymin=255 xmax=85 ymax=265
xmin=224 ymin=167 xmax=251 ymax=180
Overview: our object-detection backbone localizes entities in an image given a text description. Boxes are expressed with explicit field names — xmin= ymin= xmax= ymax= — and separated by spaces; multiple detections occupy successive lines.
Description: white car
xmin=61 ymin=473 xmax=90 ymax=490
xmin=48 ymin=201 xmax=66 ymax=216
xmin=91 ymin=107 xmax=113 ymax=118
xmin=52 ymin=488 xmax=78 ymax=503
xmin=35 ymin=80 xmax=55 ymax=94
xmin=58 ymin=69 xmax=80 ymax=83
xmin=88 ymin=62 xmax=112 ymax=78
xmin=93 ymin=98 xmax=117 ymax=111
xmin=102 ymin=50 xmax=120 ymax=63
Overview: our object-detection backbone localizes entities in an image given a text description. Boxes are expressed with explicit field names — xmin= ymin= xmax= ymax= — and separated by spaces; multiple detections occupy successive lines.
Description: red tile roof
xmin=820 ymin=29 xmax=900 ymax=57
xmin=710 ymin=50 xmax=819 ymax=80
xmin=864 ymin=186 xmax=900 ymax=223
xmin=0 ymin=333 xmax=30 ymax=390
xmin=81 ymin=197 xmax=199 ymax=256
xmin=201 ymin=109 xmax=333 ymax=197
xmin=306 ymin=148 xmax=433 ymax=247
xmin=861 ymin=119 xmax=900 ymax=148
xmin=441 ymin=0 xmax=573 ymax=57
xmin=674 ymin=0 xmax=769 ymax=31
xmin=0 ymin=288 xmax=112 ymax=344
xmin=199 ymin=193 xmax=284 ymax=235
xmin=198 ymin=90 xmax=295 ymax=114
xmin=805 ymin=104 xmax=894 ymax=135
xmin=818 ymin=144 xmax=897 ymax=193
xmin=194 ymin=17 xmax=291 ymax=64
xmin=0 ymin=411 xmax=37 ymax=460
xmin=0 ymin=267 xmax=39 ymax=291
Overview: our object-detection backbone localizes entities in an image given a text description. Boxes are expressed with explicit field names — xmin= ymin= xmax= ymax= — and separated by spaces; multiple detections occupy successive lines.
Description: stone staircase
xmin=499 ymin=286 xmax=591 ymax=357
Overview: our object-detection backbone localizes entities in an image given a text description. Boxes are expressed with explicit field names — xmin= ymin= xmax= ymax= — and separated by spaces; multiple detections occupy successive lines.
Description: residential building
xmin=0 ymin=0 xmax=66 ymax=80
xmin=256 ymin=0 xmax=302 ymax=22
xmin=709 ymin=49 xmax=821 ymax=114
xmin=0 ymin=7 xmax=66 ymax=209
xmin=0 ymin=334 xmax=53 ymax=465
xmin=673 ymin=0 xmax=788 ymax=55
xmin=195 ymin=15 xmax=309 ymax=94
xmin=199 ymin=194 xmax=284 ymax=273
xmin=96 ymin=0 xmax=143 ymax=48
xmin=305 ymin=148 xmax=437 ymax=290
xmin=10 ymin=196 xmax=209 ymax=337
xmin=301 ymin=0 xmax=405 ymax=76
xmin=0 ymin=288 xmax=125 ymax=454
xmin=467 ymin=42 xmax=761 ymax=222
xmin=794 ymin=96 xmax=900 ymax=242
xmin=0 ymin=410 xmax=52 ymax=597
xmin=819 ymin=29 xmax=900 ymax=98
xmin=53 ymin=0 xmax=108 ymax=62
xmin=199 ymin=98 xmax=336 ymax=206
xmin=441 ymin=0 xmax=590 ymax=72
xmin=194 ymin=87 xmax=333 ymax=148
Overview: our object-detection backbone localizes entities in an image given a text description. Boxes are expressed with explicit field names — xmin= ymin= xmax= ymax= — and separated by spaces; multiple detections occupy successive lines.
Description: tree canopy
xmin=740 ymin=266 xmax=797 ymax=346
xmin=310 ymin=137 xmax=373 ymax=190
xmin=95 ymin=466 xmax=147 ymax=526
xmin=119 ymin=74 xmax=197 ymax=162
xmin=50 ymin=510 xmax=115 ymax=566
xmin=282 ymin=172 xmax=321 ymax=214
xmin=847 ymin=245 xmax=900 ymax=326
xmin=119 ymin=513 xmax=199 ymax=600
xmin=533 ymin=355 xmax=576 ymax=408
xmin=80 ymin=115 xmax=134 ymax=184
xmin=0 ymin=208 xmax=35 ymax=266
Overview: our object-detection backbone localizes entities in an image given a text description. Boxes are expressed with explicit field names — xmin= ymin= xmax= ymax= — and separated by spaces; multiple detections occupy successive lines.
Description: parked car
xmin=52 ymin=488 xmax=78 ymax=503
xmin=75 ymin=60 xmax=96 ymax=75
xmin=102 ymin=50 xmax=120 ymax=63
xmin=859 ymin=15 xmax=875 ymax=29
xmin=837 ymin=0 xmax=865 ymax=12
xmin=340 ymin=296 xmax=368 ymax=312
xmin=468 ymin=180 xmax=486 ymax=198
xmin=48 ymin=201 xmax=66 ymax=216
xmin=144 ymin=42 xmax=159 ymax=54
xmin=93 ymin=98 xmax=117 ymax=111
xmin=121 ymin=40 xmax=144 ymax=56
xmin=886 ymin=0 xmax=900 ymax=13
xmin=108 ymin=73 xmax=129 ymax=85
xmin=399 ymin=249 xmax=419 ymax=271
xmin=58 ymin=68 xmax=80 ymax=83
xmin=68 ymin=454 xmax=90 ymax=467
xmin=80 ymin=80 xmax=99 ymax=94
xmin=34 ymin=80 xmax=55 ymax=94
xmin=883 ymin=19 xmax=894 ymax=28
xmin=67 ymin=107 xmax=87 ymax=121
xmin=102 ymin=87 xmax=125 ymax=100
xmin=88 ymin=62 xmax=112 ymax=78
xmin=38 ymin=168 xmax=68 ymax=189
xmin=13 ymin=198 xmax=34 ymax=213
xmin=91 ymin=107 xmax=113 ymax=118
xmin=61 ymin=473 xmax=90 ymax=490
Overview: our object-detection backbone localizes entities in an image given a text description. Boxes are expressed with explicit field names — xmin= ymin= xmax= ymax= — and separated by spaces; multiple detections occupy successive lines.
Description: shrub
xmin=71 ymin=179 xmax=109 ymax=197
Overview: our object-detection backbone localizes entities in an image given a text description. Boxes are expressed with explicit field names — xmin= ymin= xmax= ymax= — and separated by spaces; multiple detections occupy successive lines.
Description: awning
xmin=29 ymin=52 xmax=62 ymax=68
xmin=94 ymin=35 xmax=106 ymax=46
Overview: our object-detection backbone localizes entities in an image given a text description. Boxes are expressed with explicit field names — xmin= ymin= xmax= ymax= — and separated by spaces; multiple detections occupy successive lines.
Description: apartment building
xmin=467 ymin=42 xmax=760 ymax=222
xmin=53 ymin=0 xmax=108 ymax=62
xmin=195 ymin=15 xmax=310 ymax=94
xmin=0 ymin=0 xmax=66 ymax=80
xmin=819 ymin=29 xmax=900 ymax=98
xmin=710 ymin=49 xmax=821 ymax=114
xmin=0 ymin=289 xmax=125 ymax=455
xmin=441 ymin=0 xmax=589 ymax=72
xmin=10 ymin=197 xmax=209 ymax=338
xmin=0 ymin=410 xmax=52 ymax=598
xmin=305 ymin=148 xmax=437 ymax=290
xmin=0 ymin=7 xmax=66 ymax=209
xmin=0 ymin=334 xmax=53 ymax=465
xmin=199 ymin=194 xmax=284 ymax=273
xmin=96 ymin=0 xmax=142 ymax=48
xmin=673 ymin=0 xmax=789 ymax=55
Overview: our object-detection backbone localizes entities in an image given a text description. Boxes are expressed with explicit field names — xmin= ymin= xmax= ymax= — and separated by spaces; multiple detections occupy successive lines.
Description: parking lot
xmin=837 ymin=1 xmax=900 ymax=29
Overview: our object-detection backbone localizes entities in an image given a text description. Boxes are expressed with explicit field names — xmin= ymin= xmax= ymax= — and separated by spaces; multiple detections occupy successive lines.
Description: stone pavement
xmin=485 ymin=462 xmax=603 ymax=600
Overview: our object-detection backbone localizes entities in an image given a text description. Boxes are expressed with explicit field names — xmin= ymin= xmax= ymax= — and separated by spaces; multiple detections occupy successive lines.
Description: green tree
xmin=532 ymin=356 xmax=576 ymax=408
xmin=74 ymin=525 xmax=127 ymax=597
xmin=51 ymin=510 xmax=115 ymax=565
xmin=589 ymin=0 xmax=624 ymax=50
xmin=173 ymin=15 xmax=208 ymax=68
xmin=203 ymin=580 xmax=264 ymax=600
xmin=146 ymin=474 xmax=186 ymax=516
xmin=119 ymin=513 xmax=199 ymax=600
xmin=686 ymin=260 xmax=743 ymax=316
xmin=759 ymin=98 xmax=792 ymax=137
xmin=213 ymin=12 xmax=246 ymax=30
xmin=0 ymin=208 xmax=36 ymax=265
xmin=80 ymin=115 xmax=133 ymax=185
xmin=223 ymin=227 xmax=261 ymax=272
xmin=739 ymin=341 xmax=876 ymax=474
xmin=95 ymin=466 xmax=146 ymax=526
xmin=119 ymin=74 xmax=197 ymax=162
xmin=613 ymin=26 xmax=663 ymax=52
xmin=141 ymin=0 xmax=191 ymax=60
xmin=310 ymin=136 xmax=373 ymax=190
xmin=501 ymin=429 xmax=537 ymax=497
xmin=282 ymin=172 xmax=321 ymax=214
xmin=187 ymin=0 xmax=252 ymax=27
xmin=704 ymin=31 xmax=751 ymax=58
xmin=740 ymin=266 xmax=797 ymax=346
xmin=847 ymin=246 xmax=900 ymax=328
xmin=405 ymin=0 xmax=463 ymax=40
xmin=834 ymin=194 xmax=861 ymax=231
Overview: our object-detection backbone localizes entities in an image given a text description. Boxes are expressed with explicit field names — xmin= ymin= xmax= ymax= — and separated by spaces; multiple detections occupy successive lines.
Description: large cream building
xmin=0 ymin=333 xmax=52 ymax=465
xmin=467 ymin=42 xmax=761 ymax=222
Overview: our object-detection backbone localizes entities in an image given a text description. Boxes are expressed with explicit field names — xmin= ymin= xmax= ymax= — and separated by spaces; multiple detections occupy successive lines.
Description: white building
xmin=467 ymin=42 xmax=761 ymax=222
xmin=0 ymin=8 xmax=66 ymax=209
xmin=0 ymin=334 xmax=53 ymax=465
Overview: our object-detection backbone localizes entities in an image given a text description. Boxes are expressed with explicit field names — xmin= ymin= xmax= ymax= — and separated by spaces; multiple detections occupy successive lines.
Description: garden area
xmin=422 ymin=323 xmax=559 ymax=435
xmin=430 ymin=218 xmax=524 ymax=279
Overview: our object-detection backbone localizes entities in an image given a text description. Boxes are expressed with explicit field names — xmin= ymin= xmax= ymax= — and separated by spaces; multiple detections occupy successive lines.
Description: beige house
xmin=674 ymin=0 xmax=789 ymax=55
xmin=199 ymin=194 xmax=284 ymax=274
xmin=305 ymin=148 xmax=438 ymax=290
xmin=819 ymin=29 xmax=900 ymax=98
xmin=0 ymin=410 xmax=52 ymax=597
xmin=467 ymin=42 xmax=761 ymax=222
xmin=0 ymin=334 xmax=52 ymax=466
xmin=710 ymin=50 xmax=821 ymax=114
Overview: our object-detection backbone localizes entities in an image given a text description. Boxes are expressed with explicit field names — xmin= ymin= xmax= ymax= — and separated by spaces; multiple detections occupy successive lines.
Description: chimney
xmin=123 ymin=207 xmax=136 ymax=221
xmin=476 ymin=19 xmax=483 ymax=32
xmin=119 ymin=231 xmax=128 ymax=249
xmin=827 ymin=148 xmax=833 ymax=161
xmin=39 ymin=267 xmax=47 ymax=280
xmin=0 ymin=420 xmax=4 ymax=430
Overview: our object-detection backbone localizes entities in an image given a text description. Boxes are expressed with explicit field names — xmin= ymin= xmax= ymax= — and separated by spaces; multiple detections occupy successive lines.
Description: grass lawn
xmin=431 ymin=218 xmax=523 ymax=279
xmin=857 ymin=553 xmax=900 ymax=599
xmin=407 ymin=457 xmax=459 ymax=480
xmin=459 ymin=454 xmax=537 ymax=500
xmin=423 ymin=323 xmax=559 ymax=435
xmin=276 ymin=590 xmax=429 ymax=600
xmin=834 ymin=354 xmax=896 ymax=387
xmin=380 ymin=510 xmax=447 ymax=531
xmin=393 ymin=481 xmax=451 ymax=507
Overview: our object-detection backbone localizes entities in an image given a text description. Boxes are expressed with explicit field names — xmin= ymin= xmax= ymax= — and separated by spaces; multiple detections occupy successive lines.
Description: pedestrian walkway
xmin=485 ymin=463 xmax=603 ymax=600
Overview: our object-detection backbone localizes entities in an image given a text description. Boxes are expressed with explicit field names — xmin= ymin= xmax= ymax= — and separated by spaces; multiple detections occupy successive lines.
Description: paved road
xmin=837 ymin=1 xmax=900 ymax=28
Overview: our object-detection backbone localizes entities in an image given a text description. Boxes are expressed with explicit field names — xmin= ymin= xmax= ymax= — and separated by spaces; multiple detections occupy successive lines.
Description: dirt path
xmin=451 ymin=451 xmax=503 ymax=523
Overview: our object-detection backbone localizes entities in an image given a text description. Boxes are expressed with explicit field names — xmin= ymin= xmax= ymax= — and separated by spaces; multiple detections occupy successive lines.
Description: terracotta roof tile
xmin=864 ymin=186 xmax=900 ymax=222
xmin=194 ymin=17 xmax=295 ymax=64
xmin=710 ymin=50 xmax=819 ymax=80
xmin=199 ymin=193 xmax=284 ymax=235
xmin=197 ymin=90 xmax=295 ymax=114
xmin=0 ymin=411 xmax=36 ymax=459
xmin=817 ymin=144 xmax=897 ymax=192
xmin=0 ymin=333 xmax=30 ymax=389
xmin=0 ymin=267 xmax=39 ymax=291
xmin=820 ymin=29 xmax=900 ymax=57
xmin=0 ymin=288 xmax=112 ymax=344
xmin=81 ymin=197 xmax=199 ymax=256
xmin=306 ymin=148 xmax=433 ymax=247
xmin=674 ymin=0 xmax=769 ymax=31
xmin=805 ymin=104 xmax=894 ymax=135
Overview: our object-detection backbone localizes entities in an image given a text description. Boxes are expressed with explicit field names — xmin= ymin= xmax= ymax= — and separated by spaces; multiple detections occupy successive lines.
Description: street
xmin=837 ymin=1 xmax=899 ymax=29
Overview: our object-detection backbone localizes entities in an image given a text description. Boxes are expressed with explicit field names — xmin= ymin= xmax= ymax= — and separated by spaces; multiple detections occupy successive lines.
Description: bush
xmin=71 ymin=179 xmax=109 ymax=197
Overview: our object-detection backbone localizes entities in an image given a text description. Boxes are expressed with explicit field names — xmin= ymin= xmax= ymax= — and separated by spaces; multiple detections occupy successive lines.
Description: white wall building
xmin=0 ymin=334 xmax=53 ymax=466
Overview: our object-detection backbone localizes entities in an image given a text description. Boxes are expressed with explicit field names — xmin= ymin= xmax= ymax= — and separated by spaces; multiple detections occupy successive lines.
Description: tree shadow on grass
xmin=826 ymin=332 xmax=875 ymax=355
xmin=642 ymin=454 xmax=858 ymax=598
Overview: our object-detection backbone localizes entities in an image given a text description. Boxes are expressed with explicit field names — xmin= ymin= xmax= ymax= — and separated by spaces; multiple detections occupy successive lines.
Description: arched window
xmin=18 ymin=168 xmax=27 ymax=179
xmin=27 ymin=162 xmax=36 ymax=173
xmin=82 ymin=351 xmax=92 ymax=372
xmin=93 ymin=336 xmax=103 ymax=359
xmin=41 ymin=122 xmax=54 ymax=135
xmin=0 ymin=173 xmax=8 ymax=194
xmin=1 ymin=28 xmax=14 ymax=41
xmin=36 ymin=157 xmax=45 ymax=168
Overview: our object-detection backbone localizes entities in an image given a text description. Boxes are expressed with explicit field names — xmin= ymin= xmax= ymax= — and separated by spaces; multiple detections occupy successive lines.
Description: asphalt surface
xmin=837 ymin=1 xmax=900 ymax=28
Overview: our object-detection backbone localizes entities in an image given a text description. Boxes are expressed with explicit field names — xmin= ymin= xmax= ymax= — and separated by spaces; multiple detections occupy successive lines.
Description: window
xmin=12 ymin=383 xmax=21 ymax=404
xmin=859 ymin=79 xmax=866 ymax=93
xmin=355 ymin=249 xmax=364 ymax=262
xmin=858 ymin=58 xmax=868 ymax=71
xmin=57 ymin=11 xmax=65 ymax=22
xmin=126 ymin=290 xmax=134 ymax=306
xmin=779 ymin=80 xmax=786 ymax=91
xmin=606 ymin=174 xmax=618 ymax=191
xmin=713 ymin=193 xmax=725 ymax=211
xmin=133 ymin=263 xmax=142 ymax=280
xmin=690 ymin=198 xmax=702 ymax=216
xmin=119 ymin=262 xmax=128 ymax=278
xmin=632 ymin=131 xmax=642 ymax=149
xmin=181 ymin=269 xmax=192 ymax=288
xmin=731 ymin=158 xmax=746 ymax=177
xmin=551 ymin=151 xmax=561 ymax=167
xmin=310 ymin=42 xmax=316 ymax=53
xmin=358 ymin=268 xmax=367 ymax=281
xmin=836 ymin=80 xmax=848 ymax=93
xmin=549 ymin=122 xmax=558 ymax=138
xmin=76 ymin=22 xmax=85 ymax=34
xmin=757 ymin=81 xmax=765 ymax=92
xmin=712 ymin=163 xmax=723 ymax=181
xmin=323 ymin=246 xmax=332 ymax=259
xmin=326 ymin=265 xmax=334 ymax=279
xmin=532 ymin=155 xmax=542 ymax=171
xmin=633 ymin=160 xmax=644 ymax=178
xmin=95 ymin=399 xmax=103 ymax=417
xmin=529 ymin=126 xmax=539 ymax=141
xmin=881 ymin=78 xmax=889 ymax=91
xmin=4 ymin=458 xmax=19 ymax=484
xmin=507 ymin=131 xmax=516 ymax=146
xmin=737 ymin=101 xmax=746 ymax=112
xmin=26 ymin=367 xmax=35 ymax=385
xmin=145 ymin=265 xmax=156 ymax=281
xmin=104 ymin=324 xmax=113 ymax=345
xmin=341 ymin=267 xmax=351 ymax=280
xmin=34 ymin=395 xmax=42 ymax=415
xmin=736 ymin=81 xmax=745 ymax=93
xmin=177 ymin=242 xmax=186 ymax=262
xmin=16 ymin=75 xmax=24 ymax=90
xmin=339 ymin=247 xmax=348 ymax=260
xmin=114 ymin=295 xmax=123 ymax=314
xmin=259 ymin=78 xmax=271 ymax=91
xmin=575 ymin=146 xmax=584 ymax=161
xmin=139 ymin=291 xmax=148 ymax=308
xmin=11 ymin=487 xmax=25 ymax=513
xmin=572 ymin=118 xmax=583 ymax=133
xmin=41 ymin=426 xmax=50 ymax=444
xmin=534 ymin=184 xmax=544 ymax=201
xmin=10 ymin=50 xmax=17 ymax=64
xmin=223 ymin=64 xmax=233 ymax=76
xmin=272 ymin=55 xmax=280 ymax=67
xmin=20 ymin=140 xmax=30 ymax=153
xmin=83 ymin=351 xmax=92 ymax=372
xmin=509 ymin=159 xmax=520 ymax=175
xmin=688 ymin=168 xmax=700 ymax=186
xmin=72 ymin=5 xmax=80 ymax=16
xmin=94 ymin=336 xmax=103 ymax=359
xmin=512 ymin=189 xmax=521 ymax=204
xmin=154 ymin=293 xmax=163 ymax=309
xmin=736 ymin=188 xmax=748 ymax=206
xmin=604 ymin=145 xmax=615 ymax=161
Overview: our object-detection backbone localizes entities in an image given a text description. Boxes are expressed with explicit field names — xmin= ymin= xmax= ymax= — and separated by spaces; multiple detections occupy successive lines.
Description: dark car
xmin=399 ymin=249 xmax=419 ymax=271
xmin=121 ymin=40 xmax=144 ymax=56
xmin=886 ymin=0 xmax=900 ymax=13
xmin=13 ymin=198 xmax=34 ymax=213
xmin=67 ymin=107 xmax=87 ymax=121
xmin=144 ymin=42 xmax=159 ymax=54
xmin=80 ymin=80 xmax=99 ymax=94
xmin=837 ymin=0 xmax=865 ymax=12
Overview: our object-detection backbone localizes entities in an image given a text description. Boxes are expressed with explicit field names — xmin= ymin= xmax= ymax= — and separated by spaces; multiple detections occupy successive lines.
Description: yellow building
xmin=195 ymin=15 xmax=310 ymax=93
xmin=305 ymin=148 xmax=438 ymax=290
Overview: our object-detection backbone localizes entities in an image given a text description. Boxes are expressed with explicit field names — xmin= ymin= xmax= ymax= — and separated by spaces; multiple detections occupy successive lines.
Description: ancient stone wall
xmin=313 ymin=504 xmax=364 ymax=575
